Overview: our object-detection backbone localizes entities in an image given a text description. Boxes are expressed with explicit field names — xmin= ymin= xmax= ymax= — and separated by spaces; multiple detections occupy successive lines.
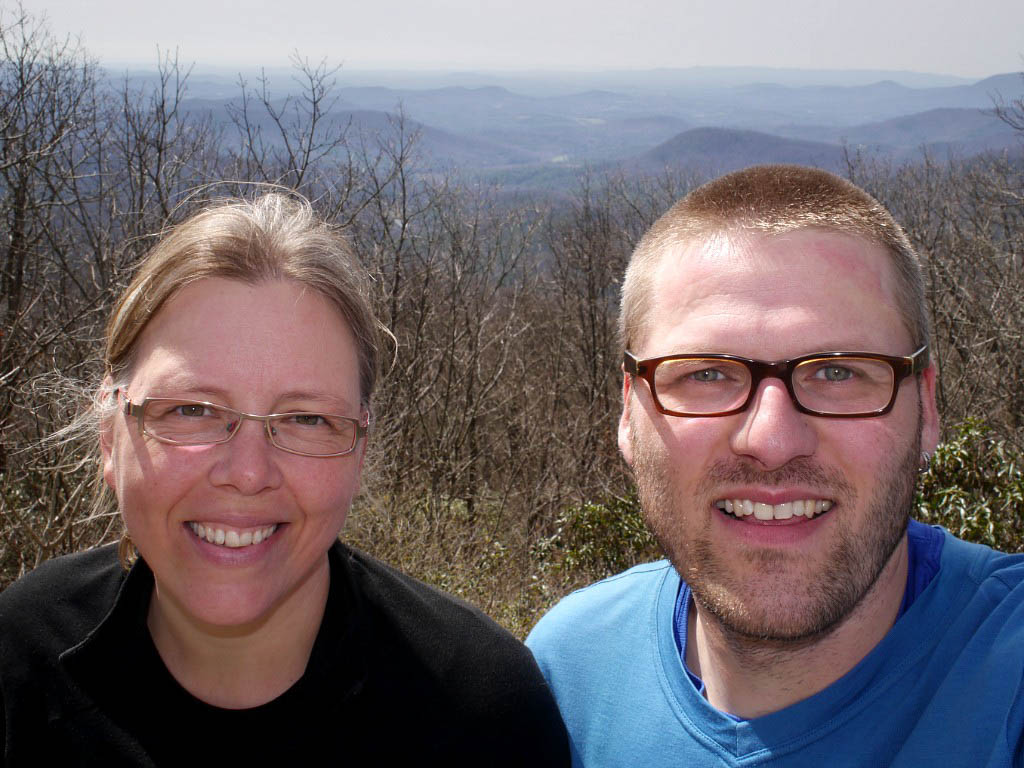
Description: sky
xmin=14 ymin=0 xmax=1024 ymax=79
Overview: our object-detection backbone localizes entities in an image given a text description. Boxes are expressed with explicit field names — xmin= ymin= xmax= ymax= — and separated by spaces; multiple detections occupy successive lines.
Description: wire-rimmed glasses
xmin=122 ymin=396 xmax=368 ymax=457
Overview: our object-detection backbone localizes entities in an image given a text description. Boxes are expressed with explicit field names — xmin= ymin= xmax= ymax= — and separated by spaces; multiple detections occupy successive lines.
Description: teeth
xmin=716 ymin=498 xmax=833 ymax=521
xmin=189 ymin=522 xmax=278 ymax=548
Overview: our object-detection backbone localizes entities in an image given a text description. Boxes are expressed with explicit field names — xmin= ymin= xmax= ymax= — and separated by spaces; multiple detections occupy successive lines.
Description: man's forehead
xmin=639 ymin=227 xmax=909 ymax=353
xmin=653 ymin=227 xmax=897 ymax=298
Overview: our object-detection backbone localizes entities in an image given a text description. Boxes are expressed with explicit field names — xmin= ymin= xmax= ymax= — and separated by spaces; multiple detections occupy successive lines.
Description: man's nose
xmin=729 ymin=377 xmax=818 ymax=470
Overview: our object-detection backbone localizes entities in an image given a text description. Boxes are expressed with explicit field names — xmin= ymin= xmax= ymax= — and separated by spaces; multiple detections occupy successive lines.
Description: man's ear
xmin=618 ymin=370 xmax=635 ymax=467
xmin=919 ymin=362 xmax=940 ymax=456
xmin=100 ymin=378 xmax=117 ymax=493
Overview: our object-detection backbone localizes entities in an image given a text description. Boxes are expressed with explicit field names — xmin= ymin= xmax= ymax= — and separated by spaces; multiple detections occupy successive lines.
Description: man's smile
xmin=715 ymin=498 xmax=834 ymax=521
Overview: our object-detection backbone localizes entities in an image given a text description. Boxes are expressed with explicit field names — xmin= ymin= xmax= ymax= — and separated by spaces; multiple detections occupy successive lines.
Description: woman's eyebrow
xmin=274 ymin=390 xmax=358 ymax=410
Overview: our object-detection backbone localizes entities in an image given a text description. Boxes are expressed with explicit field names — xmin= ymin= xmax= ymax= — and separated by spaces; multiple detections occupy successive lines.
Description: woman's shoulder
xmin=338 ymin=543 xmax=510 ymax=632
xmin=333 ymin=542 xmax=569 ymax=760
xmin=335 ymin=542 xmax=536 ymax=668
xmin=0 ymin=544 xmax=126 ymax=650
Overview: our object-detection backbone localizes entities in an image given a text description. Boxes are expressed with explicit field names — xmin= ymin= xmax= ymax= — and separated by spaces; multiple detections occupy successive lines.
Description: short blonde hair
xmin=619 ymin=164 xmax=928 ymax=352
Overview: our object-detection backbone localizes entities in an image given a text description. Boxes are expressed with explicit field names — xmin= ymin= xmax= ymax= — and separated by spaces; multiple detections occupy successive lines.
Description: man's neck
xmin=685 ymin=535 xmax=909 ymax=719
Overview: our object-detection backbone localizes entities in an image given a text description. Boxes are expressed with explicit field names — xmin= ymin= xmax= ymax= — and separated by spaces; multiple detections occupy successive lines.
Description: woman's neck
xmin=146 ymin=558 xmax=331 ymax=709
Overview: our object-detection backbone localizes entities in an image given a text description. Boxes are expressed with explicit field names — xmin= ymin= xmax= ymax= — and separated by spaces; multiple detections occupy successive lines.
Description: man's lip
xmin=716 ymin=498 xmax=834 ymax=521
xmin=713 ymin=487 xmax=834 ymax=505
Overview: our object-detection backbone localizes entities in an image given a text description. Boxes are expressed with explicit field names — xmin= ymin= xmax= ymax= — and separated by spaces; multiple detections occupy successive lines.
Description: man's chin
xmin=688 ymin=577 xmax=852 ymax=647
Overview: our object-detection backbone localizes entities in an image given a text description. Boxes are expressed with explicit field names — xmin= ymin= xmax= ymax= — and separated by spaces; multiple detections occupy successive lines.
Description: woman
xmin=0 ymin=194 xmax=568 ymax=766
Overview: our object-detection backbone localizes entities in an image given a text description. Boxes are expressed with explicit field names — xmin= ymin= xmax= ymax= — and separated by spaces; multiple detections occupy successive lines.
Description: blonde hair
xmin=619 ymin=164 xmax=928 ymax=352
xmin=108 ymin=193 xmax=383 ymax=403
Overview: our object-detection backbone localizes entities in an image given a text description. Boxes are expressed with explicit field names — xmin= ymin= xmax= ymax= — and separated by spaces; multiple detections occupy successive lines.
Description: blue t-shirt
xmin=528 ymin=526 xmax=1024 ymax=767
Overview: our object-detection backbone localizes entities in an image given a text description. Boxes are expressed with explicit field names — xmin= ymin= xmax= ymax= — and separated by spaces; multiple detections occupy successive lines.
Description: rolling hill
xmin=623 ymin=127 xmax=846 ymax=175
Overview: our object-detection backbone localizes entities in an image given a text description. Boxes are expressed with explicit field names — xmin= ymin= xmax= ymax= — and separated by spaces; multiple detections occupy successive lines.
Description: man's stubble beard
xmin=630 ymin=422 xmax=920 ymax=646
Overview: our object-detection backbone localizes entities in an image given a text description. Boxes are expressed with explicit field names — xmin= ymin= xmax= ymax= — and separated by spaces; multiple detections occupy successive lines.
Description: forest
xmin=2 ymin=7 xmax=1022 ymax=635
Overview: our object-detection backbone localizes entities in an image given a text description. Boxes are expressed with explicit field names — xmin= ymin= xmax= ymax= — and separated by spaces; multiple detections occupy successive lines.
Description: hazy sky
xmin=17 ymin=0 xmax=1024 ymax=78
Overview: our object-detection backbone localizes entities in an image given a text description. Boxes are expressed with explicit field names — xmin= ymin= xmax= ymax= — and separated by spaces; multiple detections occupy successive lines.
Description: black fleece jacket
xmin=0 ymin=542 xmax=569 ymax=767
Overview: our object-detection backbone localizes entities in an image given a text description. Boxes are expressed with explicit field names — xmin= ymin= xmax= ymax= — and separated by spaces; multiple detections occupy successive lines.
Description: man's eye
xmin=690 ymin=368 xmax=726 ymax=382
xmin=814 ymin=365 xmax=855 ymax=382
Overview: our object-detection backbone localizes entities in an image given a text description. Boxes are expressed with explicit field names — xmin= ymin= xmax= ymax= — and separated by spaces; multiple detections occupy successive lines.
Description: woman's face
xmin=102 ymin=278 xmax=366 ymax=629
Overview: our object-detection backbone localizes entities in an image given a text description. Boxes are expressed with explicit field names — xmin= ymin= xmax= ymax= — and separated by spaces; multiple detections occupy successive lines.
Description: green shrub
xmin=536 ymin=491 xmax=660 ymax=584
xmin=917 ymin=419 xmax=1024 ymax=552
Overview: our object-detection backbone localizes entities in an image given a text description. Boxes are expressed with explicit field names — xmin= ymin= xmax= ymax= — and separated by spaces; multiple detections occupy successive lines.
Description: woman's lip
xmin=186 ymin=520 xmax=282 ymax=530
xmin=187 ymin=521 xmax=281 ymax=548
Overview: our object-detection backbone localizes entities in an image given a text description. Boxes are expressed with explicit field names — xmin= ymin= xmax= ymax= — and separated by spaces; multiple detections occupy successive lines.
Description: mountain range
xmin=125 ymin=66 xmax=1024 ymax=194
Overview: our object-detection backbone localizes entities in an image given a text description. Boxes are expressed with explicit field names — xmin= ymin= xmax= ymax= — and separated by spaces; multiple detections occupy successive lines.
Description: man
xmin=527 ymin=165 xmax=1024 ymax=767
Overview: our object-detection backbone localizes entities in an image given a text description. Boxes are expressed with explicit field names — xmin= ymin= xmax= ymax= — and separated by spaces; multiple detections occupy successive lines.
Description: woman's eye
xmin=175 ymin=403 xmax=209 ymax=417
xmin=292 ymin=413 xmax=327 ymax=427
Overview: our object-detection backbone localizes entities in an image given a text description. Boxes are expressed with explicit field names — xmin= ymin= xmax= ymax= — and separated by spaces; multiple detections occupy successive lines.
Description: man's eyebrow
xmin=649 ymin=344 xmax=892 ymax=358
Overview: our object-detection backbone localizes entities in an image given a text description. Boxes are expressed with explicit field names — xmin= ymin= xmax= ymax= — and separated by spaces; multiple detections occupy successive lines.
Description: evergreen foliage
xmin=918 ymin=419 xmax=1024 ymax=552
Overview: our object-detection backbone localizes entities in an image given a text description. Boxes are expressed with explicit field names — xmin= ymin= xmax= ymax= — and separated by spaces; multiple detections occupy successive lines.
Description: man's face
xmin=619 ymin=228 xmax=939 ymax=642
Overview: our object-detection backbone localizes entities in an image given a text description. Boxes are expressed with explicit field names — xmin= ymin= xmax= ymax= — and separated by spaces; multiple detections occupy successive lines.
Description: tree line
xmin=2 ymin=6 xmax=1022 ymax=634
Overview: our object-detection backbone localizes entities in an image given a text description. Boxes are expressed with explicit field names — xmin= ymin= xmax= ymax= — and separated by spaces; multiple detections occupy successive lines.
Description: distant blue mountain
xmin=624 ymin=127 xmax=846 ymax=175
xmin=773 ymin=107 xmax=1021 ymax=158
xmin=119 ymin=66 xmax=1024 ymax=194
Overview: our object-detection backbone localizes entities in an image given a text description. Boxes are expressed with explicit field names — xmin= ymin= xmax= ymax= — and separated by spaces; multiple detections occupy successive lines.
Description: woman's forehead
xmin=127 ymin=278 xmax=361 ymax=405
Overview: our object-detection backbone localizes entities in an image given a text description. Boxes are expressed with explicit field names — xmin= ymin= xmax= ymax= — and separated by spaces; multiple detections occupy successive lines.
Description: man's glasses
xmin=122 ymin=397 xmax=368 ymax=457
xmin=623 ymin=346 xmax=929 ymax=418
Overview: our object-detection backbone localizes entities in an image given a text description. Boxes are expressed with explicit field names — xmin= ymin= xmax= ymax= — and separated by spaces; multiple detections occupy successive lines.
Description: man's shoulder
xmin=540 ymin=559 xmax=674 ymax=615
xmin=528 ymin=560 xmax=676 ymax=650
xmin=922 ymin=530 xmax=1024 ymax=655
xmin=0 ymin=544 xmax=125 ymax=659
xmin=939 ymin=529 xmax=1024 ymax=592
xmin=526 ymin=562 xmax=680 ymax=765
